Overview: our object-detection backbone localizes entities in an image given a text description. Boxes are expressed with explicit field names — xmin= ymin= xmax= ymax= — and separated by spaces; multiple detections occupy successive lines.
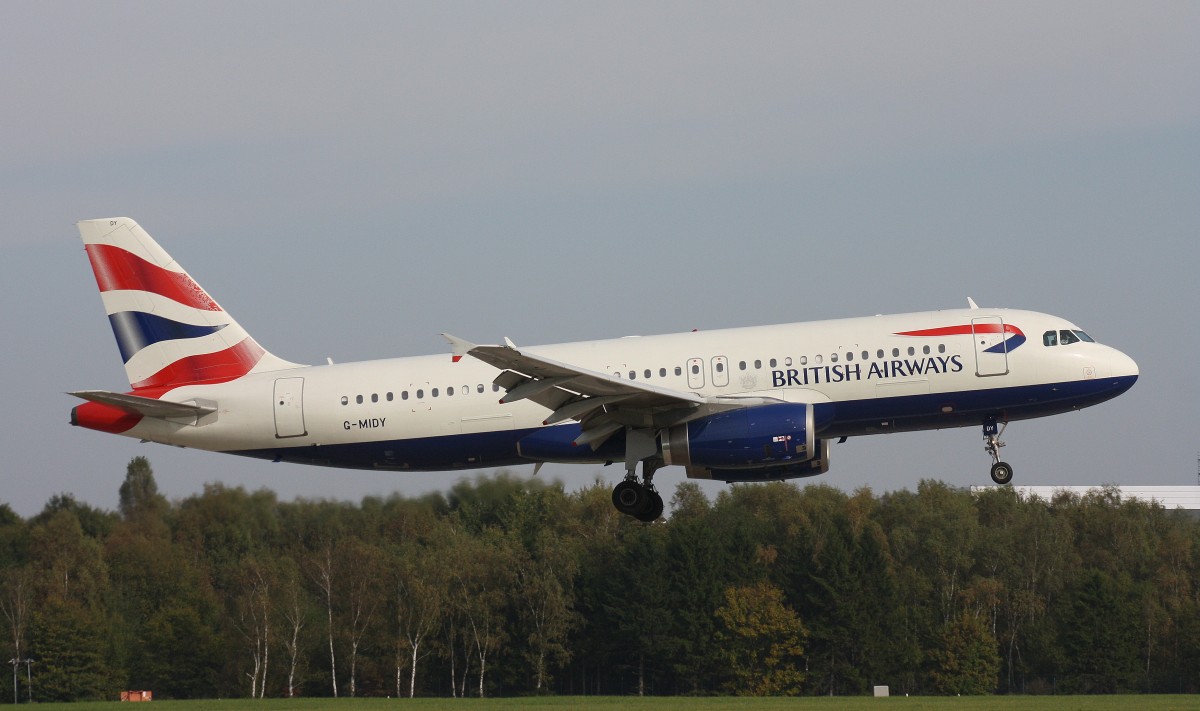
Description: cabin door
xmin=273 ymin=377 xmax=307 ymax=438
xmin=972 ymin=317 xmax=1010 ymax=377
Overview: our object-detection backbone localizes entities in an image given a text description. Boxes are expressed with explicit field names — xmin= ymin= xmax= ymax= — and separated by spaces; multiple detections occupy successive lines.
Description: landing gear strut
xmin=612 ymin=460 xmax=665 ymax=522
xmin=983 ymin=419 xmax=1013 ymax=485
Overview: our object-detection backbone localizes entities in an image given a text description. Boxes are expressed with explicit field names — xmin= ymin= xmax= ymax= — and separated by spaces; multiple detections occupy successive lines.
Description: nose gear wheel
xmin=983 ymin=419 xmax=1013 ymax=485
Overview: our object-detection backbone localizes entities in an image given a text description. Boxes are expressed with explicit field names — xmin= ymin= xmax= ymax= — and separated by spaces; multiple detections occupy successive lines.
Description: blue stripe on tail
xmin=108 ymin=311 xmax=227 ymax=363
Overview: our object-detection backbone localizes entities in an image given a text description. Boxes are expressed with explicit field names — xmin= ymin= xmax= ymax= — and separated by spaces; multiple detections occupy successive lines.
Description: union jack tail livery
xmin=77 ymin=217 xmax=299 ymax=390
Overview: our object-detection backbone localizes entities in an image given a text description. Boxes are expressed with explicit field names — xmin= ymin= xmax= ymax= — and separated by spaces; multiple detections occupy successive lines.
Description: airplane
xmin=70 ymin=217 xmax=1139 ymax=521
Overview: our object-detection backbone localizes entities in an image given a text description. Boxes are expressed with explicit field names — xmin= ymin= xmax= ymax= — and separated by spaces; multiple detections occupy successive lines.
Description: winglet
xmin=503 ymin=337 xmax=518 ymax=349
xmin=440 ymin=333 xmax=476 ymax=363
xmin=967 ymin=297 xmax=980 ymax=310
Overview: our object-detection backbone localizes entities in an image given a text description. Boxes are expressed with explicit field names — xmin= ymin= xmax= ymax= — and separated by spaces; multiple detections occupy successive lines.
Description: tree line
xmin=2 ymin=456 xmax=1199 ymax=701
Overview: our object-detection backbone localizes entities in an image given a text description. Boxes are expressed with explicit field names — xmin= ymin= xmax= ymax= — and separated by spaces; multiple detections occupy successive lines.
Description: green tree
xmin=138 ymin=602 xmax=222 ymax=698
xmin=513 ymin=527 xmax=579 ymax=692
xmin=118 ymin=456 xmax=168 ymax=525
xmin=714 ymin=580 xmax=807 ymax=695
xmin=392 ymin=542 xmax=443 ymax=697
xmin=929 ymin=611 xmax=1000 ymax=694
xmin=29 ymin=597 xmax=110 ymax=701
xmin=1058 ymin=569 xmax=1142 ymax=693
xmin=0 ymin=567 xmax=33 ymax=703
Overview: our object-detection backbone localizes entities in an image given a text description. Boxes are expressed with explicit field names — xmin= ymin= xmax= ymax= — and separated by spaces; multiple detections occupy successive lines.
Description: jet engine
xmin=661 ymin=402 xmax=831 ymax=481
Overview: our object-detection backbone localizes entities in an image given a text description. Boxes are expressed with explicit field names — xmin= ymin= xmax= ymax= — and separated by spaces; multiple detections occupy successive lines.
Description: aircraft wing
xmin=445 ymin=334 xmax=766 ymax=449
xmin=69 ymin=390 xmax=216 ymax=419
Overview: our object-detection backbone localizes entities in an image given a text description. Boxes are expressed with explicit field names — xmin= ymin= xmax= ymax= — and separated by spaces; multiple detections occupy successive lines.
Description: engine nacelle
xmin=662 ymin=402 xmax=821 ymax=472
xmin=683 ymin=438 xmax=831 ymax=482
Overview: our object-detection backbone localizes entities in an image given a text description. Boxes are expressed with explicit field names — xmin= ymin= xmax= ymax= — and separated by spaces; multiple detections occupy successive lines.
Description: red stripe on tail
xmin=85 ymin=244 xmax=221 ymax=311
xmin=130 ymin=338 xmax=266 ymax=390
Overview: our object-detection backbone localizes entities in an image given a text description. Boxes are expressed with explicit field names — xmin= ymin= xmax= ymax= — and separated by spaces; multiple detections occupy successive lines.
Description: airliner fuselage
xmin=70 ymin=218 xmax=1139 ymax=520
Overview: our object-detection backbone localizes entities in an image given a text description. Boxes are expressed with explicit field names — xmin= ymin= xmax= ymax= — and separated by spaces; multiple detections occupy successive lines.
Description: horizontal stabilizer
xmin=69 ymin=390 xmax=216 ymax=419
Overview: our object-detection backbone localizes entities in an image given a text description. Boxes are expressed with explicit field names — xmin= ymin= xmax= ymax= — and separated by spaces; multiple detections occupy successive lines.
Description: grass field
xmin=23 ymin=696 xmax=1200 ymax=711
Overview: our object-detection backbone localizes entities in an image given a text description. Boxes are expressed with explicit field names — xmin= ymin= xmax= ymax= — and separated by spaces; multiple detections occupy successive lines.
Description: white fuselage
xmin=118 ymin=307 xmax=1138 ymax=474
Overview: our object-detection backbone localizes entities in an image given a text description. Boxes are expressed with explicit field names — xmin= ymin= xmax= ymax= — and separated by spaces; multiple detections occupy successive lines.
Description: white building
xmin=970 ymin=486 xmax=1200 ymax=513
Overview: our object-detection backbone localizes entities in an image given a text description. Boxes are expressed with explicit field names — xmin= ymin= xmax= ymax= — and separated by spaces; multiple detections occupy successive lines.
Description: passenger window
xmin=629 ymin=371 xmax=636 ymax=380
xmin=386 ymin=392 xmax=393 ymax=401
xmin=1043 ymin=331 xmax=1058 ymax=346
xmin=644 ymin=369 xmax=652 ymax=379
xmin=477 ymin=384 xmax=485 ymax=393
xmin=340 ymin=396 xmax=348 ymax=406
xmin=907 ymin=347 xmax=915 ymax=356
xmin=770 ymin=358 xmax=777 ymax=368
xmin=845 ymin=352 xmax=853 ymax=362
xmin=715 ymin=362 xmax=725 ymax=373
xmin=922 ymin=345 xmax=930 ymax=355
xmin=416 ymin=389 xmax=424 ymax=399
xmin=356 ymin=395 xmax=363 ymax=404
xmin=402 ymin=391 xmax=409 ymax=400
xmin=892 ymin=348 xmax=900 ymax=357
xmin=938 ymin=344 xmax=946 ymax=354
xmin=371 ymin=393 xmax=379 ymax=403
xmin=446 ymin=387 xmax=454 ymax=396
xmin=862 ymin=351 xmax=869 ymax=360
xmin=660 ymin=367 xmax=667 ymax=377
xmin=831 ymin=353 xmax=839 ymax=363
xmin=493 ymin=384 xmax=501 ymax=392
xmin=800 ymin=356 xmax=808 ymax=365
xmin=754 ymin=360 xmax=762 ymax=369
xmin=815 ymin=354 xmax=823 ymax=365
xmin=739 ymin=361 xmax=747 ymax=371
xmin=691 ymin=364 xmax=700 ymax=375
xmin=432 ymin=388 xmax=439 ymax=397
xmin=675 ymin=366 xmax=682 ymax=376
xmin=877 ymin=349 xmax=885 ymax=359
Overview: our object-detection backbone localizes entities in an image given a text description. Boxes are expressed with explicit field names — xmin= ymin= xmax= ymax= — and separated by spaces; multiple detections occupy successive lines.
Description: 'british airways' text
xmin=772 ymin=354 xmax=964 ymax=387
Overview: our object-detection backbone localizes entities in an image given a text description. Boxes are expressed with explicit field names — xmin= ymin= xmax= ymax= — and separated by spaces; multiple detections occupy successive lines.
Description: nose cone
xmin=1110 ymin=348 xmax=1139 ymax=379
xmin=1107 ymin=348 xmax=1139 ymax=398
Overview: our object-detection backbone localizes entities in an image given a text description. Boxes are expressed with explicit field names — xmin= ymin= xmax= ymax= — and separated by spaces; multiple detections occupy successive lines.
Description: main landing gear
xmin=610 ymin=428 xmax=665 ymax=522
xmin=613 ymin=459 xmax=665 ymax=522
xmin=983 ymin=418 xmax=1013 ymax=485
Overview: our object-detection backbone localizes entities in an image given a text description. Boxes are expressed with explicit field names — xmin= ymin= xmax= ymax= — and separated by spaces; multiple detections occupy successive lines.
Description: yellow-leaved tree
xmin=714 ymin=580 xmax=807 ymax=695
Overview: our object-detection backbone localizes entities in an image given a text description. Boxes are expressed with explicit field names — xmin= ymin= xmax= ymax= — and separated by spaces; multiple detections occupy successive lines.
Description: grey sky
xmin=2 ymin=2 xmax=1197 ymax=517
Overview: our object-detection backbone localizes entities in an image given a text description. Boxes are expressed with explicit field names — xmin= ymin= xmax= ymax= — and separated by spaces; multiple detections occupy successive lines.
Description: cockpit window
xmin=1045 ymin=329 xmax=1097 ymax=346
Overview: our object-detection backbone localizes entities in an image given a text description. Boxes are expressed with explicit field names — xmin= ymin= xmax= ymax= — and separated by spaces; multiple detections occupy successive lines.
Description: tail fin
xmin=77 ymin=217 xmax=302 ymax=390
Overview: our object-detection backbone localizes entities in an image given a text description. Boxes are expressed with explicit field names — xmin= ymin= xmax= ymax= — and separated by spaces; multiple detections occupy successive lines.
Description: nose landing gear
xmin=984 ymin=419 xmax=1013 ymax=485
